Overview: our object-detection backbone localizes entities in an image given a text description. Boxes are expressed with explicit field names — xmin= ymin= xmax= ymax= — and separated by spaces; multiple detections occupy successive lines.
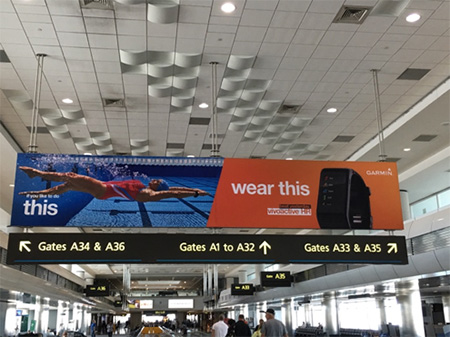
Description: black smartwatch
xmin=316 ymin=168 xmax=372 ymax=229
xmin=194 ymin=190 xmax=199 ymax=198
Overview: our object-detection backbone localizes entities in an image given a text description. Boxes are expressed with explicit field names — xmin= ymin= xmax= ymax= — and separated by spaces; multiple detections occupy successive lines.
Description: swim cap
xmin=156 ymin=179 xmax=169 ymax=191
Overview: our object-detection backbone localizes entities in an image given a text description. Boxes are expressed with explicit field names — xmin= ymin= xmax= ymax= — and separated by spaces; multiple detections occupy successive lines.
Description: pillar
xmin=238 ymin=270 xmax=247 ymax=283
xmin=374 ymin=285 xmax=388 ymax=328
xmin=282 ymin=299 xmax=293 ymax=336
xmin=396 ymin=280 xmax=424 ymax=337
xmin=253 ymin=265 xmax=263 ymax=286
xmin=442 ymin=294 xmax=450 ymax=324
xmin=400 ymin=190 xmax=411 ymax=221
xmin=323 ymin=292 xmax=338 ymax=335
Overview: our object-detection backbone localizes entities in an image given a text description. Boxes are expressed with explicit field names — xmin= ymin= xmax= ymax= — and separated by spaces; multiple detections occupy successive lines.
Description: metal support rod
xmin=371 ymin=69 xmax=387 ymax=161
xmin=28 ymin=53 xmax=46 ymax=153
xmin=210 ymin=62 xmax=219 ymax=157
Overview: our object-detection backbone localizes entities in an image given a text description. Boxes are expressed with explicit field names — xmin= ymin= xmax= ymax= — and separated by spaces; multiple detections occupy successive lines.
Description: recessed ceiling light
xmin=187 ymin=155 xmax=195 ymax=158
xmin=406 ymin=13 xmax=421 ymax=23
xmin=221 ymin=2 xmax=236 ymax=13
xmin=84 ymin=153 xmax=93 ymax=156
xmin=286 ymin=158 xmax=293 ymax=160
xmin=327 ymin=108 xmax=338 ymax=113
xmin=62 ymin=98 xmax=73 ymax=104
xmin=9 ymin=184 xmax=14 ymax=187
xmin=199 ymin=103 xmax=209 ymax=109
xmin=403 ymin=148 xmax=411 ymax=152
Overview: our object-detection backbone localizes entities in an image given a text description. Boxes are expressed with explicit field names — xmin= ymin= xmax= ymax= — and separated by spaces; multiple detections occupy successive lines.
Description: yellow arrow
xmin=259 ymin=241 xmax=271 ymax=255
xmin=19 ymin=241 xmax=31 ymax=253
xmin=387 ymin=243 xmax=398 ymax=254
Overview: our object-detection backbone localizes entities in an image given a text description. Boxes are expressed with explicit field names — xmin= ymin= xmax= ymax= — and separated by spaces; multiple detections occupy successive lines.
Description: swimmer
xmin=18 ymin=166 xmax=209 ymax=201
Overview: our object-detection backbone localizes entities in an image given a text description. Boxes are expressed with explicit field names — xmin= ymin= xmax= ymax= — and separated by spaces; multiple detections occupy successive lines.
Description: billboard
xmin=11 ymin=153 xmax=403 ymax=230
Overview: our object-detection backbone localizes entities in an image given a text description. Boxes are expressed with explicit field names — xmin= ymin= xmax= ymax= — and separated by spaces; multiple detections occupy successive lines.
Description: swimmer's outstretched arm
xmin=136 ymin=188 xmax=210 ymax=202
xmin=169 ymin=186 xmax=210 ymax=194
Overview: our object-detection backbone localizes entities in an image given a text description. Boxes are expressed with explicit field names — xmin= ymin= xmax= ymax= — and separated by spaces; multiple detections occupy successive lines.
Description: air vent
xmin=397 ymin=68 xmax=430 ymax=80
xmin=278 ymin=104 xmax=302 ymax=114
xmin=202 ymin=144 xmax=221 ymax=150
xmin=385 ymin=157 xmax=401 ymax=162
xmin=208 ymin=133 xmax=225 ymax=139
xmin=413 ymin=134 xmax=437 ymax=142
xmin=26 ymin=127 xmax=48 ymax=134
xmin=333 ymin=6 xmax=372 ymax=24
xmin=189 ymin=117 xmax=210 ymax=125
xmin=80 ymin=0 xmax=114 ymax=9
xmin=0 ymin=50 xmax=10 ymax=63
xmin=102 ymin=98 xmax=124 ymax=107
xmin=166 ymin=143 xmax=185 ymax=149
xmin=333 ymin=135 xmax=355 ymax=143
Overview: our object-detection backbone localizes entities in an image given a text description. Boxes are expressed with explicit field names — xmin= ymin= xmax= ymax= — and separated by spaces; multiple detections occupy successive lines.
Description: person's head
xmin=148 ymin=179 xmax=169 ymax=191
xmin=259 ymin=319 xmax=264 ymax=325
xmin=218 ymin=314 xmax=225 ymax=321
xmin=265 ymin=308 xmax=275 ymax=320
xmin=238 ymin=314 xmax=245 ymax=321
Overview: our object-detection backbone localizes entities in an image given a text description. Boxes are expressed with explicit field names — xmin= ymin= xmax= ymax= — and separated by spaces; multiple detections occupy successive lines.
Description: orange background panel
xmin=207 ymin=158 xmax=403 ymax=230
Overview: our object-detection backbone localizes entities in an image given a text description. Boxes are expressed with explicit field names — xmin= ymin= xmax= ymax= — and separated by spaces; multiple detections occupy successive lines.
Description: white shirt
xmin=212 ymin=320 xmax=229 ymax=337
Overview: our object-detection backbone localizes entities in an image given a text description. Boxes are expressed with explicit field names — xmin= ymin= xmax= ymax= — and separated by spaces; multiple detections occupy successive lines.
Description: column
xmin=282 ymin=299 xmax=293 ymax=336
xmin=238 ymin=270 xmax=247 ymax=283
xmin=396 ymin=280 xmax=424 ymax=337
xmin=400 ymin=190 xmax=411 ymax=221
xmin=322 ymin=292 xmax=338 ymax=335
xmin=442 ymin=294 xmax=450 ymax=324
xmin=374 ymin=285 xmax=388 ymax=328
xmin=253 ymin=265 xmax=263 ymax=286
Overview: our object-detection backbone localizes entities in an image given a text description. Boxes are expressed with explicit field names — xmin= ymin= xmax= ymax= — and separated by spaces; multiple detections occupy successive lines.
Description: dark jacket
xmin=234 ymin=320 xmax=251 ymax=337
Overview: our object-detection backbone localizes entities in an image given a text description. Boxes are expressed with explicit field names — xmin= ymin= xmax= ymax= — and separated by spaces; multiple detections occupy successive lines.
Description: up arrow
xmin=19 ymin=241 xmax=31 ymax=253
xmin=259 ymin=241 xmax=271 ymax=255
xmin=387 ymin=243 xmax=398 ymax=254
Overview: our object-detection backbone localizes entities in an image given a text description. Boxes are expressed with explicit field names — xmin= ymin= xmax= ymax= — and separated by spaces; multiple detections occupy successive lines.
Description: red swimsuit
xmin=98 ymin=180 xmax=146 ymax=201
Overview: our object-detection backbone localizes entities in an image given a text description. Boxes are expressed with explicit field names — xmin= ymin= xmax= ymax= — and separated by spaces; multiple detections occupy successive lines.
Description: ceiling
xmin=0 ymin=0 xmax=449 ymax=307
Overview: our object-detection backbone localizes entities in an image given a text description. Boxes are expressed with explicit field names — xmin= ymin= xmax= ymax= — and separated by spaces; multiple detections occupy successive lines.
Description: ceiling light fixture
xmin=62 ymin=98 xmax=73 ymax=104
xmin=286 ymin=158 xmax=293 ymax=160
xmin=327 ymin=108 xmax=338 ymax=113
xmin=187 ymin=155 xmax=195 ymax=158
xmin=406 ymin=13 xmax=421 ymax=23
xmin=403 ymin=148 xmax=411 ymax=152
xmin=221 ymin=2 xmax=236 ymax=13
xmin=199 ymin=103 xmax=209 ymax=109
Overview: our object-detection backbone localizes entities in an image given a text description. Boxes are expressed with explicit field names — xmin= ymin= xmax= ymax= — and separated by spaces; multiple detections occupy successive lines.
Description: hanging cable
xmin=210 ymin=62 xmax=219 ymax=157
xmin=371 ymin=69 xmax=387 ymax=162
xmin=28 ymin=53 xmax=46 ymax=153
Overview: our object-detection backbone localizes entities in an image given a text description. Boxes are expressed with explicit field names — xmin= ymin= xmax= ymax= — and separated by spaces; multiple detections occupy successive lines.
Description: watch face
xmin=317 ymin=169 xmax=349 ymax=214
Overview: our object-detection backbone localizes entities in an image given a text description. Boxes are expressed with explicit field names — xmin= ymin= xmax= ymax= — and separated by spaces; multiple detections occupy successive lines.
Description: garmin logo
xmin=366 ymin=168 xmax=393 ymax=176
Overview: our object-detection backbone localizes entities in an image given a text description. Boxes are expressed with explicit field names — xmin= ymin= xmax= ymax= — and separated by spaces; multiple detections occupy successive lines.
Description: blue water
xmin=66 ymin=176 xmax=217 ymax=227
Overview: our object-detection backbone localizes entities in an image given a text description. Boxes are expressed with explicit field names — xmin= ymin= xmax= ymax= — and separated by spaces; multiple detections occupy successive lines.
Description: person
xmin=234 ymin=315 xmax=251 ymax=337
xmin=260 ymin=309 xmax=287 ymax=337
xmin=90 ymin=320 xmax=96 ymax=337
xmin=107 ymin=322 xmax=113 ymax=337
xmin=254 ymin=319 xmax=264 ymax=332
xmin=252 ymin=319 xmax=264 ymax=337
xmin=226 ymin=319 xmax=236 ymax=337
xmin=18 ymin=166 xmax=210 ymax=201
xmin=211 ymin=315 xmax=229 ymax=337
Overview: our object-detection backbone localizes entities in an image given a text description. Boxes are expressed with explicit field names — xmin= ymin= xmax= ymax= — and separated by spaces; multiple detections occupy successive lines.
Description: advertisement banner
xmin=11 ymin=153 xmax=403 ymax=230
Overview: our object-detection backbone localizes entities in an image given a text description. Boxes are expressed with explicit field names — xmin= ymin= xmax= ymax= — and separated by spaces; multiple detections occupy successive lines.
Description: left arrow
xmin=19 ymin=241 xmax=31 ymax=253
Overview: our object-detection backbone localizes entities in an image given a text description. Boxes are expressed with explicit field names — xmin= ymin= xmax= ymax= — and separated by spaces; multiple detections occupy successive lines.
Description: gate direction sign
xmin=6 ymin=233 xmax=408 ymax=265
xmin=261 ymin=272 xmax=292 ymax=287
xmin=231 ymin=283 xmax=255 ymax=296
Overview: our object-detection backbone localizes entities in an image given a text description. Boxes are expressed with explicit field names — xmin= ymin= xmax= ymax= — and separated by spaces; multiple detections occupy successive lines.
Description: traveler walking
xmin=234 ymin=315 xmax=251 ymax=337
xmin=261 ymin=309 xmax=287 ymax=337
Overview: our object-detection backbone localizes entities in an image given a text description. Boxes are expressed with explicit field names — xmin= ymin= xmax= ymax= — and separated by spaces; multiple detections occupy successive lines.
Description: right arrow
xmin=387 ymin=243 xmax=398 ymax=254
xmin=19 ymin=240 xmax=31 ymax=253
